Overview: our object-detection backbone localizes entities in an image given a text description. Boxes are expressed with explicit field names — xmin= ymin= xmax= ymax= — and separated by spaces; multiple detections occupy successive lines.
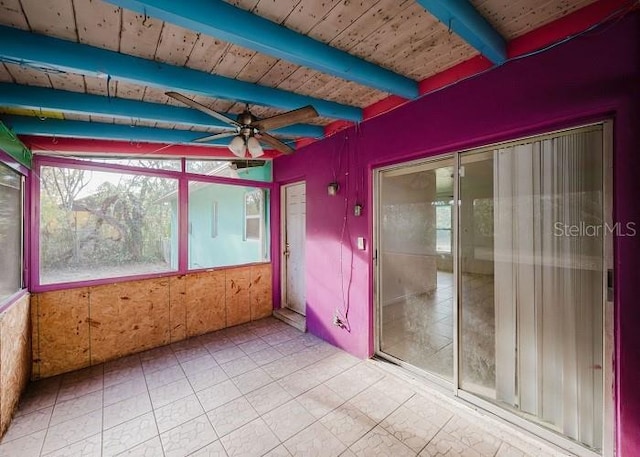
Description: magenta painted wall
xmin=273 ymin=13 xmax=640 ymax=456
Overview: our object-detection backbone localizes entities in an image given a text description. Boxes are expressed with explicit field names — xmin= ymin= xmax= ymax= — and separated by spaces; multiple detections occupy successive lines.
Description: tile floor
xmin=0 ymin=317 xmax=568 ymax=457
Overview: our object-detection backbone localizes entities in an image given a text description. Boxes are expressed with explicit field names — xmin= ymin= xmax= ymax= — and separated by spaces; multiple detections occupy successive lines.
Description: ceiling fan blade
xmin=258 ymin=133 xmax=295 ymax=154
xmin=193 ymin=131 xmax=239 ymax=143
xmin=166 ymin=92 xmax=240 ymax=127
xmin=254 ymin=106 xmax=318 ymax=132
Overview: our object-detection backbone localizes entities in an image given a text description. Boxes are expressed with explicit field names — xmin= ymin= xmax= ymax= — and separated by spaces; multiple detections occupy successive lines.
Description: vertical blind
xmin=492 ymin=126 xmax=604 ymax=449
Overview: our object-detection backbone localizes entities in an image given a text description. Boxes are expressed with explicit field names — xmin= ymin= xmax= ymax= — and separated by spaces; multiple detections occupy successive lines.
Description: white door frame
xmin=280 ymin=181 xmax=306 ymax=315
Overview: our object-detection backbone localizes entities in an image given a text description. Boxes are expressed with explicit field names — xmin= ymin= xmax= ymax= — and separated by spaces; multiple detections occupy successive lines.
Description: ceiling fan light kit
xmin=228 ymin=135 xmax=246 ymax=157
xmin=166 ymin=92 xmax=318 ymax=158
xmin=246 ymin=136 xmax=264 ymax=158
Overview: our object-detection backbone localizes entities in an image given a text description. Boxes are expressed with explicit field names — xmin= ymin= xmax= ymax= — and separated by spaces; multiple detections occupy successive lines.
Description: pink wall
xmin=273 ymin=13 xmax=640 ymax=455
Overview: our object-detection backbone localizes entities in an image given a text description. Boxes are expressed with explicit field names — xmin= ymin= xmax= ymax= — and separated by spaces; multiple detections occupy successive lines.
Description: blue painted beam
xmin=2 ymin=115 xmax=241 ymax=146
xmin=416 ymin=0 xmax=506 ymax=64
xmin=0 ymin=83 xmax=324 ymax=138
xmin=104 ymin=0 xmax=418 ymax=99
xmin=0 ymin=26 xmax=362 ymax=122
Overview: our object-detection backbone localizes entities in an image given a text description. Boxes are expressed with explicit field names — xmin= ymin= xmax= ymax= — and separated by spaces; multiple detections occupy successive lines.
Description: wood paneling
xmin=74 ymin=0 xmax=122 ymax=51
xmin=31 ymin=264 xmax=273 ymax=379
xmin=3 ymin=63 xmax=52 ymax=88
xmin=185 ymin=270 xmax=226 ymax=337
xmin=0 ymin=0 xmax=29 ymax=29
xmin=0 ymin=64 xmax=14 ymax=83
xmin=20 ymin=0 xmax=77 ymax=41
xmin=47 ymin=72 xmax=86 ymax=93
xmin=251 ymin=263 xmax=273 ymax=320
xmin=169 ymin=275 xmax=187 ymax=342
xmin=119 ymin=9 xmax=164 ymax=60
xmin=88 ymin=278 xmax=171 ymax=364
xmin=226 ymin=266 xmax=251 ymax=327
xmin=154 ymin=23 xmax=199 ymax=67
xmin=0 ymin=293 xmax=31 ymax=438
xmin=29 ymin=295 xmax=39 ymax=379
xmin=33 ymin=288 xmax=91 ymax=378
xmin=0 ymin=0 xmax=596 ymax=127
xmin=472 ymin=0 xmax=598 ymax=40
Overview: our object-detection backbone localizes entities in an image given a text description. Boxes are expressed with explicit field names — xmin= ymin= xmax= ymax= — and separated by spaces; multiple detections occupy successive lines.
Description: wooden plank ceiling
xmin=0 ymin=0 xmax=597 ymax=144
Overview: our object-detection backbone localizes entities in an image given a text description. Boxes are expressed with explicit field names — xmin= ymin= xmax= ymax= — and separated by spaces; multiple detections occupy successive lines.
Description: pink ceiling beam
xmin=507 ymin=0 xmax=633 ymax=57
xmin=20 ymin=136 xmax=281 ymax=159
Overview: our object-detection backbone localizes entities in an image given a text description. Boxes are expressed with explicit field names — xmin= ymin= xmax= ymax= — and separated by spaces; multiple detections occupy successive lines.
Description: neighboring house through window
xmin=244 ymin=190 xmax=262 ymax=241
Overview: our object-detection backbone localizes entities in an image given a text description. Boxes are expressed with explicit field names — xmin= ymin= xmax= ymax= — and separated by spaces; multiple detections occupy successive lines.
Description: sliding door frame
xmin=372 ymin=120 xmax=614 ymax=457
xmin=373 ymin=153 xmax=457 ymax=391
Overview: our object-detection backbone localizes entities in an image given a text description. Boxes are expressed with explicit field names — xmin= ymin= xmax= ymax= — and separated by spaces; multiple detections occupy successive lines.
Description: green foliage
xmin=40 ymin=166 xmax=176 ymax=272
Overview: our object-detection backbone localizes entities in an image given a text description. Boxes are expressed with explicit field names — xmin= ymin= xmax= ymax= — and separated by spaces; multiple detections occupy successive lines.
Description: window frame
xmin=0 ymin=149 xmax=28 ymax=311
xmin=32 ymin=155 xmax=273 ymax=292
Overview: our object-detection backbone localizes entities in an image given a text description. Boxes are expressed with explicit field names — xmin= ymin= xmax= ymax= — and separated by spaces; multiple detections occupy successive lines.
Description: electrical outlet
xmin=332 ymin=312 xmax=345 ymax=328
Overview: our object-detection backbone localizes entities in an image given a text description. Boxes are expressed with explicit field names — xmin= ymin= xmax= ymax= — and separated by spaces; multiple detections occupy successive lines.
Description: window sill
xmin=0 ymin=289 xmax=28 ymax=314
xmin=32 ymin=261 xmax=272 ymax=293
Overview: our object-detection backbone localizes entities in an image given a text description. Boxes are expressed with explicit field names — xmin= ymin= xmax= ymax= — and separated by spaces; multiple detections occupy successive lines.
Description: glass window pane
xmin=188 ymin=182 xmax=269 ymax=269
xmin=245 ymin=190 xmax=261 ymax=216
xmin=186 ymin=160 xmax=272 ymax=182
xmin=435 ymin=204 xmax=452 ymax=229
xmin=62 ymin=157 xmax=181 ymax=170
xmin=245 ymin=218 xmax=260 ymax=240
xmin=378 ymin=160 xmax=455 ymax=381
xmin=459 ymin=126 xmax=606 ymax=452
xmin=39 ymin=166 xmax=178 ymax=284
xmin=436 ymin=229 xmax=451 ymax=253
xmin=0 ymin=163 xmax=22 ymax=301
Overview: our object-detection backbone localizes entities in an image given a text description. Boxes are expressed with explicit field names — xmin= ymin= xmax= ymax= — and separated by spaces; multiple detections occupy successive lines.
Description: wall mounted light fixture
xmin=327 ymin=182 xmax=339 ymax=196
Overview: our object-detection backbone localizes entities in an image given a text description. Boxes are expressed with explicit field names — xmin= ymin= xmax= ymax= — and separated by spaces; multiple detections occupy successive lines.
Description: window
xmin=435 ymin=202 xmax=452 ymax=253
xmin=36 ymin=158 xmax=271 ymax=286
xmin=186 ymin=159 xmax=272 ymax=182
xmin=65 ymin=156 xmax=181 ymax=171
xmin=0 ymin=162 xmax=23 ymax=301
xmin=188 ymin=182 xmax=268 ymax=270
xmin=244 ymin=190 xmax=263 ymax=241
xmin=39 ymin=165 xmax=178 ymax=285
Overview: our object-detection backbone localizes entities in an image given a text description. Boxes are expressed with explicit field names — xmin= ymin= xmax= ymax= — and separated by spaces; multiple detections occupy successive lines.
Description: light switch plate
xmin=357 ymin=237 xmax=365 ymax=250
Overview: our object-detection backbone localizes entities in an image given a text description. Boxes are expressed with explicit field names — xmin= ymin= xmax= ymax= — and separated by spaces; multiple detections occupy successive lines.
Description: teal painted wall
xmin=235 ymin=162 xmax=272 ymax=182
xmin=169 ymin=182 xmax=269 ymax=269
xmin=168 ymin=163 xmax=272 ymax=269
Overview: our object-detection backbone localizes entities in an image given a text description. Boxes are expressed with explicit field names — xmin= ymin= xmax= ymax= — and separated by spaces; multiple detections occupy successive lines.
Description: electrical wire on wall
xmin=334 ymin=123 xmax=364 ymax=332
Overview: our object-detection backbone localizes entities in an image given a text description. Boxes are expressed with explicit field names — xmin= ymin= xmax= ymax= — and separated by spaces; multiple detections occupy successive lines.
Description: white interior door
xmin=282 ymin=182 xmax=306 ymax=315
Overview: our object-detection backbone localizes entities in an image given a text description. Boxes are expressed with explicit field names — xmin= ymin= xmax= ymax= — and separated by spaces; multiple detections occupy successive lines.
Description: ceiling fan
xmin=166 ymin=92 xmax=318 ymax=158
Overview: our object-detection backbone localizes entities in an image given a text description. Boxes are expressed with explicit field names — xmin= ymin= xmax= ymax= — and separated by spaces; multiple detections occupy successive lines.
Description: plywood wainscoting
xmin=0 ymin=293 xmax=31 ymax=436
xmin=31 ymin=264 xmax=272 ymax=379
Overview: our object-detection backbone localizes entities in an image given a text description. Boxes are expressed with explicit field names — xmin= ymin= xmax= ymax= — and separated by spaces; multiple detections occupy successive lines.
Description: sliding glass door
xmin=377 ymin=157 xmax=455 ymax=382
xmin=375 ymin=123 xmax=612 ymax=455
